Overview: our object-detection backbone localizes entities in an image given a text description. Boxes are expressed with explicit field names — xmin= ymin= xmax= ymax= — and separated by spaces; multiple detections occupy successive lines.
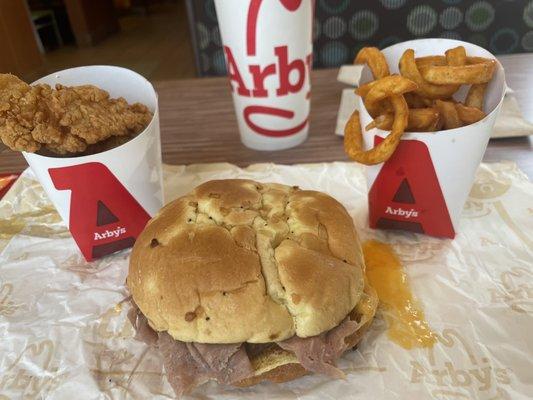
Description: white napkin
xmin=334 ymin=65 xmax=533 ymax=138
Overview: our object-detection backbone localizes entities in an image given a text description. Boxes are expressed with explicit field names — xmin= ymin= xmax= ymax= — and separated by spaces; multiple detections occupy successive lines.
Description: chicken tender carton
xmin=358 ymin=39 xmax=506 ymax=238
xmin=23 ymin=66 xmax=163 ymax=261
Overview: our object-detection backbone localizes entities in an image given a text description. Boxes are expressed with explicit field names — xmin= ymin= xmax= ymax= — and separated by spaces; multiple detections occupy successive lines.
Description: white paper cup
xmin=23 ymin=66 xmax=163 ymax=261
xmin=214 ymin=0 xmax=313 ymax=151
xmin=358 ymin=39 xmax=506 ymax=238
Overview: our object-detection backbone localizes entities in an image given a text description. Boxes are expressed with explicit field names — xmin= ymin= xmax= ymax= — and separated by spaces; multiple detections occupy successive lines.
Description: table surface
xmin=1 ymin=54 xmax=532 ymax=177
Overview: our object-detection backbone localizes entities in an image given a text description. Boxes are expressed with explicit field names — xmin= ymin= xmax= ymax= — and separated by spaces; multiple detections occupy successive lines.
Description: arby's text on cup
xmin=223 ymin=0 xmax=312 ymax=138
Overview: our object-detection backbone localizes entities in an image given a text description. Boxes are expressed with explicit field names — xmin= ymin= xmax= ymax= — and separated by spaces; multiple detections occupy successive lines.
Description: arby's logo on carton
xmin=369 ymin=138 xmax=455 ymax=239
xmin=49 ymin=162 xmax=151 ymax=261
xmin=223 ymin=0 xmax=312 ymax=137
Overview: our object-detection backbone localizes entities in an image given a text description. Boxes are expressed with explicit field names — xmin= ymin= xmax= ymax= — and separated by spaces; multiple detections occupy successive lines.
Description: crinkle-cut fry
xmin=363 ymin=75 xmax=417 ymax=117
xmin=435 ymin=100 xmax=462 ymax=129
xmin=399 ymin=49 xmax=459 ymax=99
xmin=344 ymin=95 xmax=408 ymax=165
xmin=366 ymin=108 xmax=440 ymax=132
xmin=465 ymin=83 xmax=487 ymax=110
xmin=445 ymin=46 xmax=467 ymax=67
xmin=419 ymin=60 xmax=496 ymax=85
xmin=354 ymin=47 xmax=390 ymax=79
xmin=455 ymin=103 xmax=486 ymax=124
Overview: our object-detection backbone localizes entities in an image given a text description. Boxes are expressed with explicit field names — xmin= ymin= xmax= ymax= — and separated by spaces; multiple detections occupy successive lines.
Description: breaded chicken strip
xmin=0 ymin=74 xmax=152 ymax=154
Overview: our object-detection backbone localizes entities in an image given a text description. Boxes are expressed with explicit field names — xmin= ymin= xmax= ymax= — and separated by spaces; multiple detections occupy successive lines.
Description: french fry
xmin=404 ymin=92 xmax=433 ymax=108
xmin=363 ymin=75 xmax=418 ymax=117
xmin=355 ymin=80 xmax=378 ymax=97
xmin=408 ymin=108 xmax=441 ymax=131
xmin=415 ymin=55 xmax=493 ymax=67
xmin=415 ymin=55 xmax=447 ymax=68
xmin=347 ymin=45 xmax=497 ymax=166
xmin=366 ymin=108 xmax=440 ymax=132
xmin=467 ymin=56 xmax=494 ymax=65
xmin=399 ymin=49 xmax=459 ymax=99
xmin=344 ymin=95 xmax=408 ymax=165
xmin=357 ymin=81 xmax=396 ymax=116
xmin=354 ymin=47 xmax=390 ymax=79
xmin=435 ymin=100 xmax=462 ymax=129
xmin=419 ymin=61 xmax=496 ymax=85
xmin=465 ymin=83 xmax=487 ymax=110
xmin=445 ymin=46 xmax=467 ymax=67
xmin=455 ymin=103 xmax=486 ymax=124
xmin=431 ymin=112 xmax=444 ymax=131
xmin=365 ymin=113 xmax=394 ymax=130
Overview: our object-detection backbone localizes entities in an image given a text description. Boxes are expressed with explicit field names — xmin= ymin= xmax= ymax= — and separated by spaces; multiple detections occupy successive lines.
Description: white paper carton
xmin=23 ymin=66 xmax=163 ymax=261
xmin=358 ymin=39 xmax=506 ymax=238
xmin=214 ymin=0 xmax=313 ymax=151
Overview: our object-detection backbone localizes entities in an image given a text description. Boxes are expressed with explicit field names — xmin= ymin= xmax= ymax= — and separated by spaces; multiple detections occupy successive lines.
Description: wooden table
xmin=1 ymin=55 xmax=532 ymax=177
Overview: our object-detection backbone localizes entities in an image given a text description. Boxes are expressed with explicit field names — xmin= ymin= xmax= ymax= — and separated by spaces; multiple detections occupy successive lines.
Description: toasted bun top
xmin=128 ymin=180 xmax=365 ymax=343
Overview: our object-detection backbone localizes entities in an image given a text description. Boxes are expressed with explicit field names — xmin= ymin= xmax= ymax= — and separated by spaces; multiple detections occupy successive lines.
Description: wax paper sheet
xmin=0 ymin=162 xmax=532 ymax=399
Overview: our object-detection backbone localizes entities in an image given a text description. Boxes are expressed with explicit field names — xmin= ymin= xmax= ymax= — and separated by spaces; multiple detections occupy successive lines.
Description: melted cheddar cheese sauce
xmin=363 ymin=239 xmax=436 ymax=349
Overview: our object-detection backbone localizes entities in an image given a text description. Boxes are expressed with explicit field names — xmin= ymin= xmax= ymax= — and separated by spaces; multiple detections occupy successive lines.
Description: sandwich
xmin=127 ymin=179 xmax=378 ymax=396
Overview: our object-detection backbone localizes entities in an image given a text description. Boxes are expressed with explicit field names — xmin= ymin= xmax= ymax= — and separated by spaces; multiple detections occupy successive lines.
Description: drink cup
xmin=23 ymin=66 xmax=163 ymax=261
xmin=214 ymin=0 xmax=314 ymax=151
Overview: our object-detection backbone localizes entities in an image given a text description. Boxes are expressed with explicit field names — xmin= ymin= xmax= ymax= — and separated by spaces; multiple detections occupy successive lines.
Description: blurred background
xmin=2 ymin=0 xmax=533 ymax=82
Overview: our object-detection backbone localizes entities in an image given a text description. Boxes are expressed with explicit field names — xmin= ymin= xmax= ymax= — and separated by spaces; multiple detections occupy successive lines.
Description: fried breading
xmin=0 ymin=74 xmax=152 ymax=155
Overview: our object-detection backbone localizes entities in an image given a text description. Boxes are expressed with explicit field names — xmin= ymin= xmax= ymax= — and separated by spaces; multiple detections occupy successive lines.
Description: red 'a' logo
xmin=246 ymin=0 xmax=304 ymax=57
xmin=49 ymin=162 xmax=151 ymax=261
xmin=368 ymin=138 xmax=455 ymax=238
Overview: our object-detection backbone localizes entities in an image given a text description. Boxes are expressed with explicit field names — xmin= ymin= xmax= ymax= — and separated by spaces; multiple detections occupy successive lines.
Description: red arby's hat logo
xmin=222 ymin=0 xmax=312 ymax=138
xmin=368 ymin=138 xmax=455 ymax=238
xmin=49 ymin=162 xmax=151 ymax=261
xmin=280 ymin=0 xmax=303 ymax=11
xmin=246 ymin=0 xmax=304 ymax=56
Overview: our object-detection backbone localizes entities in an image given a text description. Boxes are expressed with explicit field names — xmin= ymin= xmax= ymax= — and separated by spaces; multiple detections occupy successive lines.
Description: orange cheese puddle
xmin=363 ymin=239 xmax=436 ymax=349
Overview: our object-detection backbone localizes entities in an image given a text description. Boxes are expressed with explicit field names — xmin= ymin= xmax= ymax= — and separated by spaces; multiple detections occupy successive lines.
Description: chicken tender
xmin=0 ymin=74 xmax=152 ymax=155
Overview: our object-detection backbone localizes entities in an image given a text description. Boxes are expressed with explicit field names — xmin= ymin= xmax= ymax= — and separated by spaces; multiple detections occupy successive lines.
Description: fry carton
xmin=23 ymin=66 xmax=163 ymax=261
xmin=359 ymin=39 xmax=506 ymax=238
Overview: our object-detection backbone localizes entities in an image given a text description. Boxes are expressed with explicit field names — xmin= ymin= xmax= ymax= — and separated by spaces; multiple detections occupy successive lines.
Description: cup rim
xmin=23 ymin=65 xmax=158 ymax=161
xmin=357 ymin=38 xmax=507 ymax=138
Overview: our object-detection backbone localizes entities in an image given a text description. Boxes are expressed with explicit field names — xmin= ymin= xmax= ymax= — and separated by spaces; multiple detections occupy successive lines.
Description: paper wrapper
xmin=22 ymin=66 xmax=164 ymax=262
xmin=214 ymin=0 xmax=313 ymax=151
xmin=1 ymin=161 xmax=532 ymax=399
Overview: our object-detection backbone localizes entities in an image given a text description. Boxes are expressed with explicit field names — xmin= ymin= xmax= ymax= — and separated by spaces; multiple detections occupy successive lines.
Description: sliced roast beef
xmin=158 ymin=334 xmax=253 ymax=396
xmin=128 ymin=302 xmax=253 ymax=394
xmin=128 ymin=300 xmax=361 ymax=396
xmin=127 ymin=303 xmax=158 ymax=345
xmin=276 ymin=317 xmax=359 ymax=379
xmin=187 ymin=342 xmax=253 ymax=384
